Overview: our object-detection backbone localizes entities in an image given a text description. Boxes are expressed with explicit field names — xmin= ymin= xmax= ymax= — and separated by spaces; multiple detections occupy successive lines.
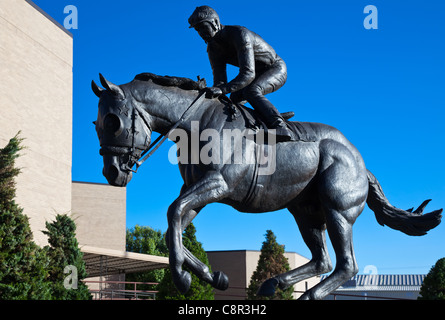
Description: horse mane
xmin=134 ymin=73 xmax=207 ymax=91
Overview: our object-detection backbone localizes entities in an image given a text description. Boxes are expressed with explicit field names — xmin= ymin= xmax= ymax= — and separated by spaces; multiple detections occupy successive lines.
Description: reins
xmin=133 ymin=89 xmax=207 ymax=171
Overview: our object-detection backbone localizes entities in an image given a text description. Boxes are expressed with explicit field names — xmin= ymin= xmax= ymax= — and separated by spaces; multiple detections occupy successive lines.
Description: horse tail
xmin=366 ymin=170 xmax=442 ymax=236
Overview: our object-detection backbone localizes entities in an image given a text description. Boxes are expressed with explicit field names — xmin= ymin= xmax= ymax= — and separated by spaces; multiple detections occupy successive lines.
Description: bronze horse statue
xmin=92 ymin=72 xmax=442 ymax=300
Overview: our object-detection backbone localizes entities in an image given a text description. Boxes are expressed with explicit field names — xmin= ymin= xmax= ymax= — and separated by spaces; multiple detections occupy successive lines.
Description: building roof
xmin=81 ymin=246 xmax=169 ymax=278
xmin=321 ymin=274 xmax=425 ymax=292
xmin=206 ymin=249 xmax=309 ymax=260
xmin=25 ymin=0 xmax=73 ymax=38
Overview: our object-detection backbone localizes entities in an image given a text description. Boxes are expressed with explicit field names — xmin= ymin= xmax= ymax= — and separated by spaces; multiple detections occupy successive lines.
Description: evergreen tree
xmin=157 ymin=223 xmax=214 ymax=300
xmin=418 ymin=257 xmax=445 ymax=300
xmin=0 ymin=134 xmax=52 ymax=299
xmin=125 ymin=225 xmax=168 ymax=292
xmin=42 ymin=214 xmax=91 ymax=300
xmin=247 ymin=230 xmax=294 ymax=300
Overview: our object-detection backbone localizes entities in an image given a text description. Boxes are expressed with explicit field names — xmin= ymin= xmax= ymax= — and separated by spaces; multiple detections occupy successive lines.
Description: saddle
xmin=220 ymin=96 xmax=317 ymax=143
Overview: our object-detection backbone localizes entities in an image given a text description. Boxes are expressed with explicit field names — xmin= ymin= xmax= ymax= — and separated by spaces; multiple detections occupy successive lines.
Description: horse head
xmin=92 ymin=74 xmax=152 ymax=187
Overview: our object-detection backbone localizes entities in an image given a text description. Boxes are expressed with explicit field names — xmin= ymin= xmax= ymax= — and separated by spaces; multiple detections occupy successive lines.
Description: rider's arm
xmin=208 ymin=49 xmax=227 ymax=88
xmin=220 ymin=28 xmax=256 ymax=94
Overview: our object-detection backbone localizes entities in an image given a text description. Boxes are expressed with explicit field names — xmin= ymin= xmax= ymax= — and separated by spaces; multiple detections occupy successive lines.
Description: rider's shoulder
xmin=223 ymin=25 xmax=251 ymax=35
xmin=221 ymin=25 xmax=253 ymax=43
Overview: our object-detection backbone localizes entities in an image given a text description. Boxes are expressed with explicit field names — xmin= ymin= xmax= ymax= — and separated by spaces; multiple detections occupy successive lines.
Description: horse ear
xmin=99 ymin=73 xmax=125 ymax=99
xmin=91 ymin=80 xmax=105 ymax=97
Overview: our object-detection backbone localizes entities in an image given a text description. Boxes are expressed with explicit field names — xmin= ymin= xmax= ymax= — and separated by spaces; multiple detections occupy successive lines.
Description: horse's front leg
xmin=167 ymin=171 xmax=229 ymax=294
xmin=166 ymin=204 xmax=229 ymax=291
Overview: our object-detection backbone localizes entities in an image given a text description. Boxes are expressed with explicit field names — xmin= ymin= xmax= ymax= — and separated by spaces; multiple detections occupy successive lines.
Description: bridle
xmin=119 ymin=89 xmax=207 ymax=173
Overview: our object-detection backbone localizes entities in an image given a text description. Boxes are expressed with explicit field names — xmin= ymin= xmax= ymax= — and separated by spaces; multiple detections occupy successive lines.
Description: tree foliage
xmin=0 ymin=134 xmax=52 ymax=299
xmin=42 ymin=214 xmax=91 ymax=299
xmin=418 ymin=257 xmax=445 ymax=300
xmin=125 ymin=225 xmax=168 ymax=291
xmin=0 ymin=134 xmax=91 ymax=299
xmin=247 ymin=230 xmax=294 ymax=300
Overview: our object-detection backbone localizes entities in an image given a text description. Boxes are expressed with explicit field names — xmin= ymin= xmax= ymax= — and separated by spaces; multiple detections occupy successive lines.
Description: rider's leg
xmin=234 ymin=59 xmax=295 ymax=141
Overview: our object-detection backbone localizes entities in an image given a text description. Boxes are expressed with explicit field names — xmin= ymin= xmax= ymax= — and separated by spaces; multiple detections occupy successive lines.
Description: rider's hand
xmin=205 ymin=86 xmax=223 ymax=99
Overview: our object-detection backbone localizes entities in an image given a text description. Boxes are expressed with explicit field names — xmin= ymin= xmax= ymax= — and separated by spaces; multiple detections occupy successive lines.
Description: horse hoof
xmin=212 ymin=271 xmax=229 ymax=291
xmin=175 ymin=270 xmax=192 ymax=294
xmin=257 ymin=278 xmax=279 ymax=296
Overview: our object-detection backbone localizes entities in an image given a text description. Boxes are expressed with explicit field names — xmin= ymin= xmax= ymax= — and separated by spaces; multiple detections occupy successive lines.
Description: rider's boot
xmin=268 ymin=117 xmax=295 ymax=142
xmin=250 ymin=96 xmax=295 ymax=142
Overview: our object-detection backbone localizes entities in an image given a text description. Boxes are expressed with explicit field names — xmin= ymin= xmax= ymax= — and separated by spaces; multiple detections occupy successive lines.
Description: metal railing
xmin=83 ymin=280 xmax=159 ymax=300
xmin=324 ymin=291 xmax=415 ymax=300
xmin=214 ymin=286 xmax=416 ymax=300
xmin=83 ymin=281 xmax=415 ymax=300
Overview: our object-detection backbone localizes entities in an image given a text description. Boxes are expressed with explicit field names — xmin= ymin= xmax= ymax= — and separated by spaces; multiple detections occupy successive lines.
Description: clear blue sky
xmin=33 ymin=0 xmax=445 ymax=275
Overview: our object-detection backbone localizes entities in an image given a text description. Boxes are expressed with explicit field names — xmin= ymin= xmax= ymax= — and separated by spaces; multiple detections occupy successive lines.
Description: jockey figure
xmin=188 ymin=6 xmax=295 ymax=141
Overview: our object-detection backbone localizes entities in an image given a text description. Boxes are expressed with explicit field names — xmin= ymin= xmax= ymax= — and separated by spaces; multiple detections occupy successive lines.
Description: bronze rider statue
xmin=188 ymin=6 xmax=295 ymax=142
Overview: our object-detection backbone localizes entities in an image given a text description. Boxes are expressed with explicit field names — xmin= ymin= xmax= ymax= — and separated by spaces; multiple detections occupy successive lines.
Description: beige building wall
xmin=207 ymin=250 xmax=320 ymax=299
xmin=0 ymin=0 xmax=73 ymax=246
xmin=72 ymin=182 xmax=126 ymax=251
xmin=72 ymin=182 xmax=127 ymax=295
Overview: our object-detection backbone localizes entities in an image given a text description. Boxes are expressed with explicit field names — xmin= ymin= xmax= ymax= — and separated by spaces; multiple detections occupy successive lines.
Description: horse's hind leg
xmin=258 ymin=204 xmax=333 ymax=297
xmin=298 ymin=139 xmax=367 ymax=300
xmin=299 ymin=206 xmax=360 ymax=300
